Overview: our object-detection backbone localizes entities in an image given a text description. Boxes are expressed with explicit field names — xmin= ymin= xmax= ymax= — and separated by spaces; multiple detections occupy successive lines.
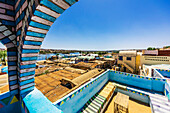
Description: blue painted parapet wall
xmin=109 ymin=70 xmax=167 ymax=93
xmin=156 ymin=69 xmax=170 ymax=78
xmin=0 ymin=92 xmax=21 ymax=113
xmin=53 ymin=70 xmax=110 ymax=113
xmin=21 ymin=88 xmax=62 ymax=113
xmin=0 ymin=88 xmax=63 ymax=113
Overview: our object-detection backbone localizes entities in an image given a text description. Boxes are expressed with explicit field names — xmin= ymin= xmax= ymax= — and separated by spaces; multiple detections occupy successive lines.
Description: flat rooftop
xmin=35 ymin=70 xmax=81 ymax=102
xmin=71 ymin=62 xmax=98 ymax=70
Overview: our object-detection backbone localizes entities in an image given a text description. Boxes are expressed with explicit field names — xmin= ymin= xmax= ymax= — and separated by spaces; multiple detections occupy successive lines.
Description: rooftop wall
xmin=156 ymin=69 xmax=170 ymax=78
xmin=109 ymin=70 xmax=167 ymax=93
xmin=0 ymin=92 xmax=21 ymax=113
xmin=53 ymin=70 xmax=110 ymax=113
xmin=119 ymin=50 xmax=137 ymax=56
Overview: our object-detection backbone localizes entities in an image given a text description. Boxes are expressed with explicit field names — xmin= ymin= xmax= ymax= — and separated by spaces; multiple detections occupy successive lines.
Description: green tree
xmin=147 ymin=47 xmax=153 ymax=50
xmin=0 ymin=50 xmax=7 ymax=64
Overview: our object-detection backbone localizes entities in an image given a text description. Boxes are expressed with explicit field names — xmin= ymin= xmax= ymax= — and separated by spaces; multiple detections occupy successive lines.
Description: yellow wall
xmin=136 ymin=55 xmax=141 ymax=72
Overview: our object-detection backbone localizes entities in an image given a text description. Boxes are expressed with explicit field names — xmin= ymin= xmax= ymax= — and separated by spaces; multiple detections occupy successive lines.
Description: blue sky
xmin=1 ymin=0 xmax=170 ymax=50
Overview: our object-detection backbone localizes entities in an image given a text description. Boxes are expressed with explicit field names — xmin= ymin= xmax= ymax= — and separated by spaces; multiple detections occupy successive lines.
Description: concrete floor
xmin=105 ymin=94 xmax=151 ymax=113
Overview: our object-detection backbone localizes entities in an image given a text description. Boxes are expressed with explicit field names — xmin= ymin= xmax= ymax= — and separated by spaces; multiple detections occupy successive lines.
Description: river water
xmin=37 ymin=53 xmax=56 ymax=61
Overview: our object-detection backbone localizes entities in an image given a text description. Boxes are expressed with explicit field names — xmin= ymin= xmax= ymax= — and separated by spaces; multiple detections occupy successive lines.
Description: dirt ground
xmin=105 ymin=94 xmax=151 ymax=113
xmin=35 ymin=69 xmax=81 ymax=102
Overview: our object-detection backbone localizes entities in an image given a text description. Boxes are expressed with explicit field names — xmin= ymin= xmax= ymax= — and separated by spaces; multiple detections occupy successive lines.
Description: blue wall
xmin=109 ymin=71 xmax=166 ymax=93
xmin=152 ymin=79 xmax=166 ymax=93
xmin=0 ymin=101 xmax=21 ymax=113
xmin=54 ymin=70 xmax=109 ymax=113
xmin=109 ymin=72 xmax=152 ymax=90
xmin=0 ymin=92 xmax=21 ymax=113
xmin=22 ymin=88 xmax=62 ymax=113
xmin=157 ymin=69 xmax=170 ymax=78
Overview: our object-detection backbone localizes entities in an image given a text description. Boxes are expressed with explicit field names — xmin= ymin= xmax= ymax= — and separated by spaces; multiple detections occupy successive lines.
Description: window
xmin=126 ymin=57 xmax=131 ymax=61
xmin=119 ymin=56 xmax=123 ymax=60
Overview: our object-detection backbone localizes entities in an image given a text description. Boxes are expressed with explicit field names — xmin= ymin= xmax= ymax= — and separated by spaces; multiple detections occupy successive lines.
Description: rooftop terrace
xmin=50 ymin=70 xmax=169 ymax=113
xmin=0 ymin=69 xmax=170 ymax=113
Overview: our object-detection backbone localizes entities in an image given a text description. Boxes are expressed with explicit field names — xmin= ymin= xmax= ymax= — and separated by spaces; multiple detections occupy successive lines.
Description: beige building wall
xmin=118 ymin=50 xmax=138 ymax=73
xmin=123 ymin=56 xmax=136 ymax=69
xmin=141 ymin=56 xmax=170 ymax=65
xmin=118 ymin=55 xmax=136 ymax=72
